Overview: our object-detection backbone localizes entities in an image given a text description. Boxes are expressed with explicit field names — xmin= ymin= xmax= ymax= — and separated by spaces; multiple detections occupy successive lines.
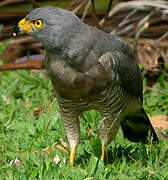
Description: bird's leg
xmin=100 ymin=145 xmax=106 ymax=161
xmin=70 ymin=146 xmax=76 ymax=167
xmin=99 ymin=115 xmax=121 ymax=161
xmin=60 ymin=108 xmax=80 ymax=167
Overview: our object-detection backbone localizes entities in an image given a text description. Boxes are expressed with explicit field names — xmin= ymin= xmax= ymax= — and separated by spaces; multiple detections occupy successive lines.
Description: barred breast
xmin=56 ymin=81 xmax=133 ymax=146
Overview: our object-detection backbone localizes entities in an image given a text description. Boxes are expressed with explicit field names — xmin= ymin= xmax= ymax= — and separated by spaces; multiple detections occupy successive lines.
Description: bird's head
xmin=14 ymin=6 xmax=83 ymax=49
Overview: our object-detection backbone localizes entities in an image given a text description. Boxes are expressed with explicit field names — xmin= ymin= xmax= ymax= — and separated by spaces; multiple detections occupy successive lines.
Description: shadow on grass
xmin=104 ymin=142 xmax=157 ymax=166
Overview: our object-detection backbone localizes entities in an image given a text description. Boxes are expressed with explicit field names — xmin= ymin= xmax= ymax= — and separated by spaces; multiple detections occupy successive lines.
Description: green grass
xmin=0 ymin=70 xmax=168 ymax=180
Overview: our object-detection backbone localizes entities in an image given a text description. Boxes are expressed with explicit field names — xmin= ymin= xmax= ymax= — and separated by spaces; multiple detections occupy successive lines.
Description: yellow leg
xmin=70 ymin=147 xmax=76 ymax=167
xmin=100 ymin=146 xmax=105 ymax=161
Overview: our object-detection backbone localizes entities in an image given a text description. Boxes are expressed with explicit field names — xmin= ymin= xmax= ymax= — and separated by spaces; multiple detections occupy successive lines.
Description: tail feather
xmin=121 ymin=108 xmax=158 ymax=143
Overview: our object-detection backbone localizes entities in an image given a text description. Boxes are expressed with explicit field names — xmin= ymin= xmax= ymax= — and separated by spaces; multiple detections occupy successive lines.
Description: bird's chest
xmin=44 ymin=48 xmax=103 ymax=99
xmin=45 ymin=58 xmax=76 ymax=92
xmin=44 ymin=54 xmax=91 ymax=99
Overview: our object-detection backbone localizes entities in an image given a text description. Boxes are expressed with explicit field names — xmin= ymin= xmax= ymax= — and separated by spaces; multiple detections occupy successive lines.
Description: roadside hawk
xmin=14 ymin=6 xmax=158 ymax=166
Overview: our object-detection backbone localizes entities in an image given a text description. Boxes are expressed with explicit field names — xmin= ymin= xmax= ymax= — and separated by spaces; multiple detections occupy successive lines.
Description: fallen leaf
xmin=88 ymin=129 xmax=96 ymax=136
xmin=150 ymin=115 xmax=168 ymax=130
xmin=55 ymin=145 xmax=67 ymax=152
xmin=42 ymin=147 xmax=51 ymax=154
xmin=150 ymin=115 xmax=168 ymax=139
xmin=53 ymin=155 xmax=60 ymax=164
xmin=10 ymin=158 xmax=25 ymax=166
xmin=60 ymin=138 xmax=68 ymax=148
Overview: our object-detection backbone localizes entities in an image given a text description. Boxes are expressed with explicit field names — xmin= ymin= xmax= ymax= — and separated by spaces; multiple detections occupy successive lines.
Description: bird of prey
xmin=14 ymin=6 xmax=158 ymax=167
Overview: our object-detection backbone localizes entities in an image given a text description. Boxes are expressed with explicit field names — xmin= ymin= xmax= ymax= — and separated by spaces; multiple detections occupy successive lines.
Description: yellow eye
xmin=33 ymin=20 xmax=43 ymax=29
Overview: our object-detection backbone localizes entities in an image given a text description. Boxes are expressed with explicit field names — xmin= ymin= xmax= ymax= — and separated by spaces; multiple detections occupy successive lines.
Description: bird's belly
xmin=57 ymin=83 xmax=132 ymax=116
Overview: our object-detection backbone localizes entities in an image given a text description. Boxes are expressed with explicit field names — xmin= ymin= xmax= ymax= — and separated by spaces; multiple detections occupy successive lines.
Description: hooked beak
xmin=13 ymin=18 xmax=33 ymax=37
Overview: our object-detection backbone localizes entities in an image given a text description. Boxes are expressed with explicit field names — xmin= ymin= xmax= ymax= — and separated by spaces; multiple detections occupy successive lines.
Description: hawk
xmin=14 ymin=6 xmax=158 ymax=167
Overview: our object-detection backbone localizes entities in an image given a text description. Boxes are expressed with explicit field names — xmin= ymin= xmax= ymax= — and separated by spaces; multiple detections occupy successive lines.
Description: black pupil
xmin=36 ymin=21 xmax=40 ymax=25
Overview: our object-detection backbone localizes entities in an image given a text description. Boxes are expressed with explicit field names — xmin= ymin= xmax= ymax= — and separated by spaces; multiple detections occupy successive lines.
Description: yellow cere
xmin=18 ymin=18 xmax=33 ymax=33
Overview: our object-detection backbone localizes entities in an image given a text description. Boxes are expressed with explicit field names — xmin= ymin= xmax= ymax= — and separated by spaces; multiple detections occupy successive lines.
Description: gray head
xmin=14 ymin=6 xmax=84 ymax=49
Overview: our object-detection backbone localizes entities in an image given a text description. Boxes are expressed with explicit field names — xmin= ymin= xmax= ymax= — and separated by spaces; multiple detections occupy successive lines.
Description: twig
xmin=108 ymin=1 xmax=168 ymax=19
xmin=127 ymin=154 xmax=137 ymax=163
xmin=118 ymin=9 xmax=139 ymax=27
xmin=112 ymin=11 xmax=136 ymax=34
xmin=65 ymin=0 xmax=81 ymax=10
xmin=90 ymin=0 xmax=102 ymax=29
xmin=108 ymin=9 xmax=139 ymax=35
xmin=104 ymin=0 xmax=113 ymax=24
xmin=137 ymin=12 xmax=152 ymax=31
xmin=15 ymin=54 xmax=45 ymax=63
xmin=110 ymin=24 xmax=135 ymax=35
xmin=81 ymin=0 xmax=91 ymax=21
xmin=1 ymin=36 xmax=33 ymax=45
xmin=133 ymin=22 xmax=149 ymax=51
xmin=31 ymin=0 xmax=42 ymax=8
xmin=149 ymin=31 xmax=168 ymax=47
xmin=128 ymin=154 xmax=144 ymax=168
xmin=0 ymin=0 xmax=25 ymax=7
xmin=72 ymin=0 xmax=89 ymax=14
xmin=132 ymin=11 xmax=155 ymax=51
xmin=0 ymin=60 xmax=44 ymax=71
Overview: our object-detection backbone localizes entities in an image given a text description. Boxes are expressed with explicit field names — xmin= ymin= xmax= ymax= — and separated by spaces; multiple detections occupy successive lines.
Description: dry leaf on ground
xmin=150 ymin=115 xmax=168 ymax=139
xmin=150 ymin=115 xmax=168 ymax=130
